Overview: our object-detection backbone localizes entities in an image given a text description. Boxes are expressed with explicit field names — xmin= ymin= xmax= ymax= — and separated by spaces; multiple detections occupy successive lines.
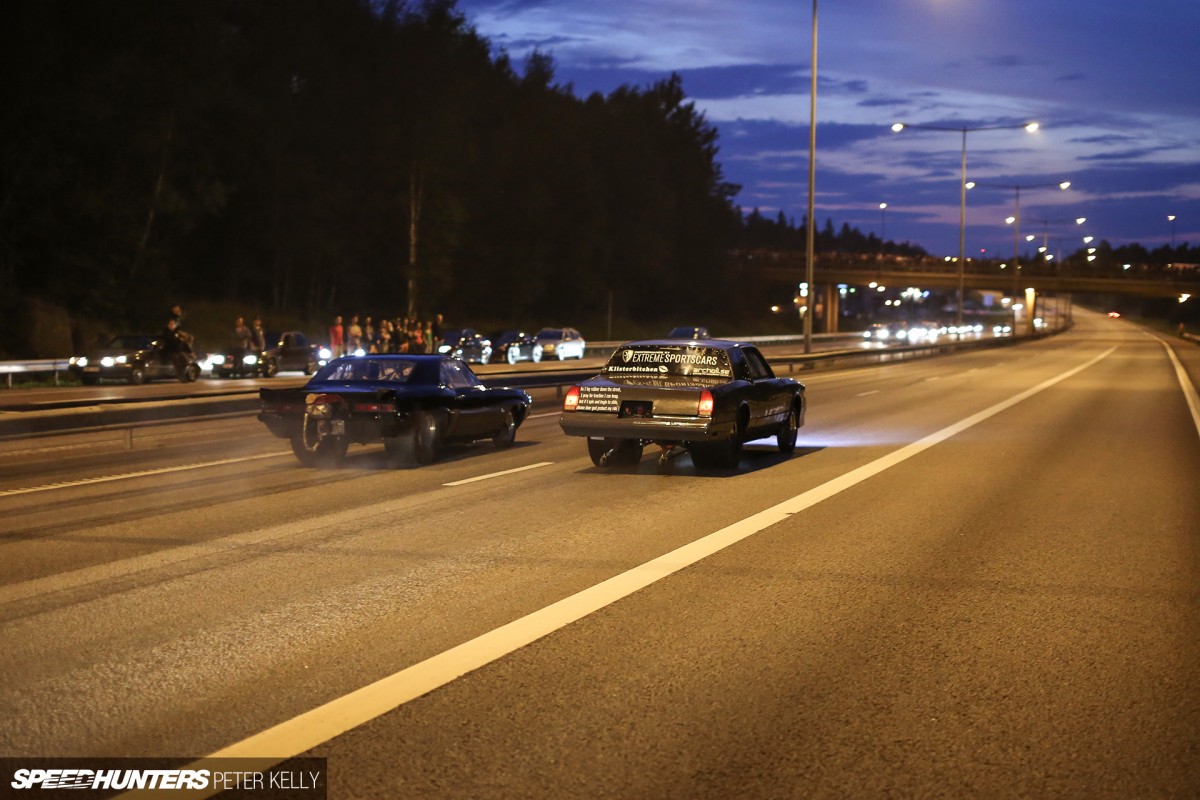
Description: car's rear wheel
xmin=129 ymin=366 xmax=145 ymax=385
xmin=263 ymin=357 xmax=278 ymax=378
xmin=531 ymin=345 xmax=543 ymax=363
xmin=587 ymin=437 xmax=643 ymax=467
xmin=178 ymin=362 xmax=200 ymax=383
xmin=777 ymin=404 xmax=799 ymax=455
xmin=290 ymin=429 xmax=348 ymax=468
xmin=493 ymin=408 xmax=518 ymax=449
xmin=691 ymin=411 xmax=745 ymax=471
xmin=506 ymin=347 xmax=520 ymax=365
xmin=412 ymin=410 xmax=443 ymax=465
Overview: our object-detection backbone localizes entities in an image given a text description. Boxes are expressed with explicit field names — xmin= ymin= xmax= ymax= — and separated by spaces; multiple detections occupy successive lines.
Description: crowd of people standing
xmin=327 ymin=313 xmax=444 ymax=357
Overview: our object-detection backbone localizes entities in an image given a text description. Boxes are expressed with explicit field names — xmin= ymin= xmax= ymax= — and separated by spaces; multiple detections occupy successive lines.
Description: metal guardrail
xmin=0 ymin=332 xmax=863 ymax=388
xmin=0 ymin=329 xmax=1049 ymax=442
xmin=0 ymin=359 xmax=70 ymax=388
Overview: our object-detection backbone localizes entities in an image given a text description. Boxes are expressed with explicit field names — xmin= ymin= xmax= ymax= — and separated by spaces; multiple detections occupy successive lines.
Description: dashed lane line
xmin=443 ymin=462 xmax=554 ymax=486
xmin=0 ymin=452 xmax=289 ymax=497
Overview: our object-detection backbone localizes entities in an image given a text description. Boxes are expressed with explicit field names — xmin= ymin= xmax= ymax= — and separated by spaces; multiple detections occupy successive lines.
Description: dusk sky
xmin=455 ymin=0 xmax=1200 ymax=259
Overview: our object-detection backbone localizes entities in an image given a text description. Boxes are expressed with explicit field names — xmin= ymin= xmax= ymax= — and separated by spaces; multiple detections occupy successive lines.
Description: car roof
xmin=618 ymin=338 xmax=749 ymax=350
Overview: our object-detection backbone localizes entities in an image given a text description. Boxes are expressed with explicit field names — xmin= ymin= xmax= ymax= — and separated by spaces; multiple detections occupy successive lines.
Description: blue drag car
xmin=258 ymin=355 xmax=532 ymax=467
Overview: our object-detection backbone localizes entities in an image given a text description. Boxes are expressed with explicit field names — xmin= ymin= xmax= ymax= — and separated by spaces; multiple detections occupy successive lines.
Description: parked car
xmin=488 ymin=330 xmax=544 ymax=365
xmin=68 ymin=334 xmax=201 ymax=385
xmin=437 ymin=329 xmax=493 ymax=364
xmin=258 ymin=355 xmax=532 ymax=468
xmin=535 ymin=327 xmax=586 ymax=360
xmin=666 ymin=326 xmax=710 ymax=339
xmin=213 ymin=330 xmax=321 ymax=378
xmin=559 ymin=339 xmax=805 ymax=471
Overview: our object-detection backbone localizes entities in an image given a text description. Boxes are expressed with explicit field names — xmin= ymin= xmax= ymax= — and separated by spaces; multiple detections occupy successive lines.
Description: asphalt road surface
xmin=1 ymin=309 xmax=1198 ymax=799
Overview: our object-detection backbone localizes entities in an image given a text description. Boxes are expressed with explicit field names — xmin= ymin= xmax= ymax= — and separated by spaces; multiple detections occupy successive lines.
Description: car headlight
xmin=318 ymin=347 xmax=332 ymax=360
xmin=101 ymin=356 xmax=115 ymax=367
xmin=438 ymin=345 xmax=451 ymax=353
xmin=862 ymin=331 xmax=872 ymax=339
xmin=243 ymin=354 xmax=259 ymax=365
xmin=72 ymin=356 xmax=86 ymax=367
xmin=352 ymin=347 xmax=366 ymax=357
xmin=116 ymin=355 xmax=128 ymax=364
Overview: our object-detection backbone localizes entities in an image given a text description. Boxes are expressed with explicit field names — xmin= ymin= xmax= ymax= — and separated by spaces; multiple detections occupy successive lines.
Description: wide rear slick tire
xmin=587 ymin=437 xmax=643 ymax=468
xmin=290 ymin=431 xmax=348 ymax=468
xmin=691 ymin=409 xmax=746 ymax=471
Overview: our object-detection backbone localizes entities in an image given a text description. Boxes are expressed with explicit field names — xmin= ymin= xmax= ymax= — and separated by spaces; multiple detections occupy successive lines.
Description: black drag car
xmin=488 ymin=330 xmax=544 ymax=365
xmin=258 ymin=355 xmax=532 ymax=467
xmin=215 ymin=330 xmax=321 ymax=378
xmin=559 ymin=339 xmax=805 ymax=471
xmin=68 ymin=334 xmax=201 ymax=385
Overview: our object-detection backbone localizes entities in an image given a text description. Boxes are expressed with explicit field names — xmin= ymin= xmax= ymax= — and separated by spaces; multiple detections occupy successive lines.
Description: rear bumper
xmin=558 ymin=413 xmax=735 ymax=443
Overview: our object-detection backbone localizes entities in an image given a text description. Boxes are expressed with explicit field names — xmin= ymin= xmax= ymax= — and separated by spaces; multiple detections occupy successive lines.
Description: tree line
xmin=1 ymin=0 xmax=749 ymax=350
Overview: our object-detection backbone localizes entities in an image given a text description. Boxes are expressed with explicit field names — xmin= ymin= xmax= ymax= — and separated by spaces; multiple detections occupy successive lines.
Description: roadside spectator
xmin=231 ymin=316 xmax=252 ymax=377
xmin=251 ymin=316 xmax=267 ymax=352
xmin=423 ymin=319 xmax=435 ymax=353
xmin=410 ymin=320 xmax=425 ymax=353
xmin=347 ymin=315 xmax=363 ymax=354
xmin=329 ymin=315 xmax=345 ymax=357
xmin=159 ymin=318 xmax=190 ymax=372
xmin=169 ymin=304 xmax=194 ymax=348
xmin=431 ymin=313 xmax=444 ymax=352
xmin=374 ymin=320 xmax=391 ymax=354
xmin=364 ymin=316 xmax=375 ymax=347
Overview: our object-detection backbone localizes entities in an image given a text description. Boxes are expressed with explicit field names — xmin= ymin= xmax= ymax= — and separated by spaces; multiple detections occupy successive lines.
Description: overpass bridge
xmin=738 ymin=251 xmax=1200 ymax=298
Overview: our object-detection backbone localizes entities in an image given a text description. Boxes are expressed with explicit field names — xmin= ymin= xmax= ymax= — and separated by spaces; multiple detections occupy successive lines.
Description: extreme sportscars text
xmin=619 ymin=350 xmax=722 ymax=365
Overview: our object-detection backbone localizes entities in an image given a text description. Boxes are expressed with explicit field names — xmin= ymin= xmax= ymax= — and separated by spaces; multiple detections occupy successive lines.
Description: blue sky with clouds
xmin=455 ymin=0 xmax=1200 ymax=258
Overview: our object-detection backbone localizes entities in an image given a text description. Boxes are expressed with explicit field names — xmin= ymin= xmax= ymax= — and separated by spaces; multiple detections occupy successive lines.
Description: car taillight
xmin=353 ymin=402 xmax=389 ymax=413
xmin=563 ymin=386 xmax=581 ymax=412
xmin=697 ymin=390 xmax=714 ymax=417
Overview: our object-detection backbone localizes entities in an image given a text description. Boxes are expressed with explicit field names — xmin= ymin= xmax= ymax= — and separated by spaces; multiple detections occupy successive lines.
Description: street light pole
xmin=891 ymin=120 xmax=1039 ymax=328
xmin=804 ymin=0 xmax=818 ymax=354
xmin=970 ymin=179 xmax=1071 ymax=295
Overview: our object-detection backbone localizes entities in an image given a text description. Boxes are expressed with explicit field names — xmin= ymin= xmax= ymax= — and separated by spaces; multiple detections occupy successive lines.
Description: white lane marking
xmin=443 ymin=462 xmax=554 ymax=486
xmin=168 ymin=346 xmax=1116 ymax=786
xmin=925 ymin=376 xmax=941 ymax=382
xmin=0 ymin=452 xmax=288 ymax=497
xmin=855 ymin=390 xmax=880 ymax=397
xmin=1159 ymin=339 xmax=1200 ymax=442
xmin=530 ymin=410 xmax=561 ymax=420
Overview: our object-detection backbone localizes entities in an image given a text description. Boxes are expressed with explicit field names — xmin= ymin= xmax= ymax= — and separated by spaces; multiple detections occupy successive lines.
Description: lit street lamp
xmin=1027 ymin=216 xmax=1087 ymax=262
xmin=891 ymin=120 xmax=1040 ymax=326
xmin=967 ymin=180 xmax=1071 ymax=291
xmin=1168 ymin=214 xmax=1177 ymax=246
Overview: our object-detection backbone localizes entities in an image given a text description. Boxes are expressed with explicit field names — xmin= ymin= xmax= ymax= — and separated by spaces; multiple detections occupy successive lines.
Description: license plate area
xmin=619 ymin=400 xmax=653 ymax=418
